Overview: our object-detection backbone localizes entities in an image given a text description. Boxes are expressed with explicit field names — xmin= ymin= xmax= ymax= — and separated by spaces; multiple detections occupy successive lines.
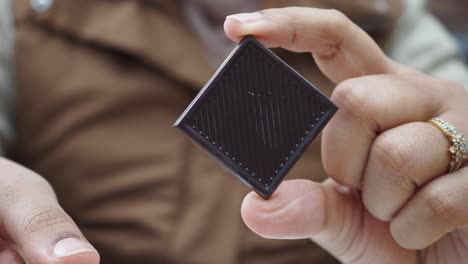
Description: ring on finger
xmin=428 ymin=118 xmax=468 ymax=172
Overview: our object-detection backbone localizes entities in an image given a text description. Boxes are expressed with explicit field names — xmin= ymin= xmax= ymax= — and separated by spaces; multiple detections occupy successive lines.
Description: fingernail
xmin=226 ymin=12 xmax=263 ymax=23
xmin=53 ymin=237 xmax=94 ymax=258
xmin=335 ymin=185 xmax=352 ymax=194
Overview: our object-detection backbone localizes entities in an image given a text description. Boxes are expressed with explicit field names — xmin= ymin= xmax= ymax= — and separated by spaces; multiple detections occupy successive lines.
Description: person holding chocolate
xmin=0 ymin=0 xmax=467 ymax=263
xmin=225 ymin=7 xmax=468 ymax=264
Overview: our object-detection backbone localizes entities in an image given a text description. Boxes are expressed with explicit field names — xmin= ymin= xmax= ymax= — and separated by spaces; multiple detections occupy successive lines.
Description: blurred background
xmin=429 ymin=0 xmax=468 ymax=63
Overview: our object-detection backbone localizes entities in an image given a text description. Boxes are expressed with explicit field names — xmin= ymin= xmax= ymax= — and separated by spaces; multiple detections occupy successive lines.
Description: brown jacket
xmin=13 ymin=1 xmax=400 ymax=263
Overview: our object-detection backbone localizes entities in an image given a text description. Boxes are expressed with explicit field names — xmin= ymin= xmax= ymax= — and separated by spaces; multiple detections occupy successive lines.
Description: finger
xmin=0 ymin=250 xmax=24 ymax=264
xmin=0 ymin=158 xmax=100 ymax=264
xmin=224 ymin=7 xmax=402 ymax=83
xmin=363 ymin=111 xmax=468 ymax=221
xmin=362 ymin=121 xmax=450 ymax=221
xmin=321 ymin=75 xmax=457 ymax=189
xmin=241 ymin=179 xmax=417 ymax=264
xmin=0 ymin=239 xmax=24 ymax=264
xmin=390 ymin=167 xmax=468 ymax=249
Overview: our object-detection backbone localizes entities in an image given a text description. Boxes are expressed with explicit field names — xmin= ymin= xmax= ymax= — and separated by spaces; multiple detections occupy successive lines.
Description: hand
xmin=0 ymin=158 xmax=100 ymax=263
xmin=225 ymin=7 xmax=468 ymax=263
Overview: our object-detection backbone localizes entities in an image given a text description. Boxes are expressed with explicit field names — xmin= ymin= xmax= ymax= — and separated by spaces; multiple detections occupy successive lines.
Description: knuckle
xmin=283 ymin=12 xmax=300 ymax=49
xmin=21 ymin=206 xmax=71 ymax=235
xmin=323 ymin=9 xmax=350 ymax=36
xmin=434 ymin=78 xmax=465 ymax=94
xmin=21 ymin=173 xmax=55 ymax=197
xmin=326 ymin=9 xmax=349 ymax=27
xmin=31 ymin=176 xmax=56 ymax=196
xmin=372 ymin=134 xmax=414 ymax=183
xmin=0 ymin=158 xmax=55 ymax=195
xmin=424 ymin=185 xmax=458 ymax=224
xmin=449 ymin=82 xmax=466 ymax=94
xmin=417 ymin=75 xmax=466 ymax=101
xmin=332 ymin=79 xmax=372 ymax=117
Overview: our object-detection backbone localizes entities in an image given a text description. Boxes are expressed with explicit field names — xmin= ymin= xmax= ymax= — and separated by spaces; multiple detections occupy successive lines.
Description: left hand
xmin=224 ymin=7 xmax=468 ymax=264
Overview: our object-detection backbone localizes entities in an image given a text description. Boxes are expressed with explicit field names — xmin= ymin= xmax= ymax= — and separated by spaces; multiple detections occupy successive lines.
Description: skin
xmin=0 ymin=158 xmax=100 ymax=264
xmin=224 ymin=7 xmax=468 ymax=264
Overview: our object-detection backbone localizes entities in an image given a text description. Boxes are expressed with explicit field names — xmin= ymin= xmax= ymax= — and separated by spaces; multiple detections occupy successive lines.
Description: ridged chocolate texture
xmin=175 ymin=36 xmax=337 ymax=199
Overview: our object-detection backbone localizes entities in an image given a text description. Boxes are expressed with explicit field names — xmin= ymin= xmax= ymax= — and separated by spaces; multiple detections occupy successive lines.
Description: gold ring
xmin=428 ymin=118 xmax=468 ymax=172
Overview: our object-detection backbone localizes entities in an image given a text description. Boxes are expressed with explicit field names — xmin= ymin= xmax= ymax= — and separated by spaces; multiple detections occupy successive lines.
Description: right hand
xmin=225 ymin=7 xmax=468 ymax=264
xmin=0 ymin=158 xmax=99 ymax=264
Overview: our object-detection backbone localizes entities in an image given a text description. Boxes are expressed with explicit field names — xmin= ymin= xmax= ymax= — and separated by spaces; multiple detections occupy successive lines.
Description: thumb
xmin=0 ymin=158 xmax=99 ymax=264
xmin=241 ymin=179 xmax=416 ymax=264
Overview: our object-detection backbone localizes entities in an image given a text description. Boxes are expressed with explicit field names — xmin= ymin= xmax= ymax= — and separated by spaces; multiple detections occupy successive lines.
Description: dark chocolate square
xmin=174 ymin=36 xmax=337 ymax=199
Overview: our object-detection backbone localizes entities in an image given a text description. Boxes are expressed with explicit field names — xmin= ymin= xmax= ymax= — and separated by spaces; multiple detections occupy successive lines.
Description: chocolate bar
xmin=174 ymin=36 xmax=337 ymax=199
